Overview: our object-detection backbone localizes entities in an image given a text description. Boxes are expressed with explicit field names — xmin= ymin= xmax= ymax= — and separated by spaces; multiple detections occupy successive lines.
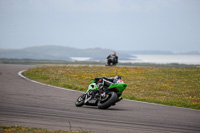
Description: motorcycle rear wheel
xmin=98 ymin=92 xmax=118 ymax=109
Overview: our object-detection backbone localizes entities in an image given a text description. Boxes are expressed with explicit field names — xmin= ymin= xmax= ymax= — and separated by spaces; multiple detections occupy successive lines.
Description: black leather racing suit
xmin=94 ymin=77 xmax=114 ymax=89
xmin=107 ymin=54 xmax=118 ymax=64
xmin=94 ymin=76 xmax=123 ymax=102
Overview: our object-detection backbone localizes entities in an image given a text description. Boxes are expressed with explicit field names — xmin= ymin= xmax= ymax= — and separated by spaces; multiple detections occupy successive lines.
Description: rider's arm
xmin=94 ymin=77 xmax=101 ymax=81
xmin=102 ymin=77 xmax=114 ymax=82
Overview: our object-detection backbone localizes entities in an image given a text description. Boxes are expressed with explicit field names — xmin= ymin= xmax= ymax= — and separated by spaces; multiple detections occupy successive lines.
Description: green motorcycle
xmin=75 ymin=78 xmax=127 ymax=109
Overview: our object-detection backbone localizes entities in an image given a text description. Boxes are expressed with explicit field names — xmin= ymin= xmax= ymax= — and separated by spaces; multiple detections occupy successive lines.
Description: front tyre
xmin=75 ymin=94 xmax=85 ymax=107
xmin=98 ymin=92 xmax=118 ymax=109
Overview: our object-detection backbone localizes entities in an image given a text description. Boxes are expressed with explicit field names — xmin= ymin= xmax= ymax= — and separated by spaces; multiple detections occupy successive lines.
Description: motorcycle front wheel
xmin=75 ymin=94 xmax=85 ymax=107
xmin=98 ymin=92 xmax=118 ymax=109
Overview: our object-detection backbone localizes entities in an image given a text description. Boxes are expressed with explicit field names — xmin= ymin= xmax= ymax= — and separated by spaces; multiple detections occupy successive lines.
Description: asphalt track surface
xmin=0 ymin=64 xmax=200 ymax=133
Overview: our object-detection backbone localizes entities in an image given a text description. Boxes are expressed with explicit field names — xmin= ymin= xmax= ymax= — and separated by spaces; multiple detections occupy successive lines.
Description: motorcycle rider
xmin=94 ymin=75 xmax=122 ymax=91
xmin=93 ymin=75 xmax=123 ymax=103
xmin=107 ymin=51 xmax=118 ymax=65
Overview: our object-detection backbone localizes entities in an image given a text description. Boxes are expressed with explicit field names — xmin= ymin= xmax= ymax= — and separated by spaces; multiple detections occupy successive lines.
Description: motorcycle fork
xmin=84 ymin=94 xmax=92 ymax=104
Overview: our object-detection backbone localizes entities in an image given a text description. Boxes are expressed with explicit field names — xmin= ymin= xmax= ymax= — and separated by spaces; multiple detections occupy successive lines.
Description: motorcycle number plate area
xmin=86 ymin=83 xmax=98 ymax=94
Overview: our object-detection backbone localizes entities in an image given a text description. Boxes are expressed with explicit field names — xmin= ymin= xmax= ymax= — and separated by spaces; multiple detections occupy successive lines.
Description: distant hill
xmin=0 ymin=45 xmax=199 ymax=61
xmin=0 ymin=45 xmax=132 ymax=61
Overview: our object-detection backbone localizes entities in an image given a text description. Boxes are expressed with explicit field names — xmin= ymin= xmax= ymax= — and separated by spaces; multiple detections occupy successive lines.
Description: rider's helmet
xmin=112 ymin=51 xmax=116 ymax=55
xmin=113 ymin=75 xmax=122 ymax=83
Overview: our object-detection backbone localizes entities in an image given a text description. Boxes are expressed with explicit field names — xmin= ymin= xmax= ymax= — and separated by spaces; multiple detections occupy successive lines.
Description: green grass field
xmin=23 ymin=65 xmax=200 ymax=109
xmin=0 ymin=125 xmax=90 ymax=133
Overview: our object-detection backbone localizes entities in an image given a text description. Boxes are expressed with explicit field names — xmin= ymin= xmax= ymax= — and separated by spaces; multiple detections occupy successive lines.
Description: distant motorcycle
xmin=107 ymin=57 xmax=117 ymax=66
xmin=75 ymin=79 xmax=127 ymax=109
xmin=106 ymin=52 xmax=118 ymax=66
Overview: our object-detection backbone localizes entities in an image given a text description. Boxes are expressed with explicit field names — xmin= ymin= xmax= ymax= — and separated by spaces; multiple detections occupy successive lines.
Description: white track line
xmin=18 ymin=70 xmax=84 ymax=93
xmin=18 ymin=70 xmax=199 ymax=111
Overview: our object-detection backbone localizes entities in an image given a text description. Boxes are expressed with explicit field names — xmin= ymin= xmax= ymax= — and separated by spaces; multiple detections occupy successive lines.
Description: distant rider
xmin=107 ymin=51 xmax=118 ymax=65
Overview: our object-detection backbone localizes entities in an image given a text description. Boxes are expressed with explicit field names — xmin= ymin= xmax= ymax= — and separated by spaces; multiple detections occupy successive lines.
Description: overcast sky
xmin=0 ymin=0 xmax=199 ymax=52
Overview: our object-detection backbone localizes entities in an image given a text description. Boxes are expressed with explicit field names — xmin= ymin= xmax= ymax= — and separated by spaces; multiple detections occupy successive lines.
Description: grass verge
xmin=0 ymin=125 xmax=91 ymax=133
xmin=23 ymin=65 xmax=200 ymax=109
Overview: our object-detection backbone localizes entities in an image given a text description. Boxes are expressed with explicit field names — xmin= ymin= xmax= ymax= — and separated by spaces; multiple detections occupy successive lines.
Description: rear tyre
xmin=75 ymin=94 xmax=85 ymax=107
xmin=98 ymin=92 xmax=118 ymax=109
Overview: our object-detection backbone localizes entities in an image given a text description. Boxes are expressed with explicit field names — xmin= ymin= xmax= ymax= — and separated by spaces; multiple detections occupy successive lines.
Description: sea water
xmin=120 ymin=55 xmax=200 ymax=65
xmin=70 ymin=55 xmax=200 ymax=65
